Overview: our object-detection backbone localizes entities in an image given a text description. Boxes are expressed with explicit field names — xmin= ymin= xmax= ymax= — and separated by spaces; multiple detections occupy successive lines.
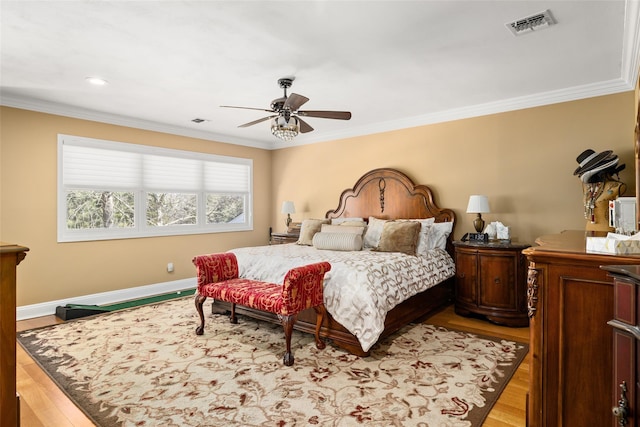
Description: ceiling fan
xmin=221 ymin=77 xmax=351 ymax=141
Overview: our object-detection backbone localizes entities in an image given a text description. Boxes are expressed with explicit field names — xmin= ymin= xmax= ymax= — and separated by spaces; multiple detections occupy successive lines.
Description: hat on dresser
xmin=579 ymin=154 xmax=620 ymax=183
xmin=573 ymin=149 xmax=613 ymax=176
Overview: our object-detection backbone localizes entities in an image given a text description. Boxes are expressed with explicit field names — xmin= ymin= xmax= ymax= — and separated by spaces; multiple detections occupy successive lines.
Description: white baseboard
xmin=17 ymin=277 xmax=197 ymax=321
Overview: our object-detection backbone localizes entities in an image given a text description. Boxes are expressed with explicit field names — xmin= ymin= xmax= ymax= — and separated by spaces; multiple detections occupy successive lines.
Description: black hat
xmin=583 ymin=162 xmax=626 ymax=183
xmin=574 ymin=149 xmax=613 ymax=176
xmin=580 ymin=155 xmax=619 ymax=183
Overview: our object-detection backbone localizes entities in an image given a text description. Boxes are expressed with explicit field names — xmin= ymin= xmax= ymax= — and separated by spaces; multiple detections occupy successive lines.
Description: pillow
xmin=424 ymin=221 xmax=454 ymax=251
xmin=330 ymin=217 xmax=364 ymax=225
xmin=321 ymin=224 xmax=365 ymax=235
xmin=297 ymin=219 xmax=330 ymax=246
xmin=375 ymin=220 xmax=421 ymax=255
xmin=339 ymin=220 xmax=368 ymax=228
xmin=363 ymin=216 xmax=387 ymax=249
xmin=409 ymin=218 xmax=436 ymax=256
xmin=312 ymin=232 xmax=363 ymax=251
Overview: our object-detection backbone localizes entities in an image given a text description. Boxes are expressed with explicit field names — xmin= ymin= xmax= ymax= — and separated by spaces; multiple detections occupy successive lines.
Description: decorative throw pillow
xmin=375 ymin=220 xmax=421 ymax=255
xmin=312 ymin=232 xmax=363 ymax=251
xmin=363 ymin=216 xmax=387 ymax=249
xmin=297 ymin=219 xmax=330 ymax=246
xmin=424 ymin=221 xmax=454 ymax=251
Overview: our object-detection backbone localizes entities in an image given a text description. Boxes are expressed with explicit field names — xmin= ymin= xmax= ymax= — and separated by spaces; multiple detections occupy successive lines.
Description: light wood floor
xmin=16 ymin=304 xmax=529 ymax=426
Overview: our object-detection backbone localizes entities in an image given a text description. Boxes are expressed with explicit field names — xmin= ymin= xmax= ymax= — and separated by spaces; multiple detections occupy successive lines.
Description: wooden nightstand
xmin=453 ymin=240 xmax=530 ymax=327
xmin=270 ymin=231 xmax=299 ymax=245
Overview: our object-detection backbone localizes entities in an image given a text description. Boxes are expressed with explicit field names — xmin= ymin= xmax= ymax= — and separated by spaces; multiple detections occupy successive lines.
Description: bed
xmin=211 ymin=168 xmax=456 ymax=356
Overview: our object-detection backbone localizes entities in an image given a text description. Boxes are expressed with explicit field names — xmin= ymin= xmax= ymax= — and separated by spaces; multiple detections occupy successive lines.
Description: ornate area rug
xmin=18 ymin=297 xmax=527 ymax=427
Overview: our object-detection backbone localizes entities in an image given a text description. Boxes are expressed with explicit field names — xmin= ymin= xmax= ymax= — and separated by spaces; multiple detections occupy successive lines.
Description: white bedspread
xmin=229 ymin=244 xmax=455 ymax=352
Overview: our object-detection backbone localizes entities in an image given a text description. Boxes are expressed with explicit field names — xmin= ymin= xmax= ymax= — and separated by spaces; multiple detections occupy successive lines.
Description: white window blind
xmin=63 ymin=144 xmax=140 ymax=189
xmin=143 ymin=154 xmax=201 ymax=191
xmin=58 ymin=134 xmax=253 ymax=242
xmin=205 ymin=162 xmax=250 ymax=192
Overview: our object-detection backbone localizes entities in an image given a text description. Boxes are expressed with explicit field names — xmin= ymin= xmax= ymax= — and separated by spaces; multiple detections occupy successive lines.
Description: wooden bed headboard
xmin=325 ymin=168 xmax=455 ymax=224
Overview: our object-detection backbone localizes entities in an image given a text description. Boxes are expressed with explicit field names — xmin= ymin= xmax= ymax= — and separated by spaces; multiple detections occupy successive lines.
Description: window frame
xmin=57 ymin=134 xmax=253 ymax=242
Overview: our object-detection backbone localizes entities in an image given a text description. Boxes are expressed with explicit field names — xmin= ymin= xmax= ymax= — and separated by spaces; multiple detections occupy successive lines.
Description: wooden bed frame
xmin=211 ymin=168 xmax=456 ymax=357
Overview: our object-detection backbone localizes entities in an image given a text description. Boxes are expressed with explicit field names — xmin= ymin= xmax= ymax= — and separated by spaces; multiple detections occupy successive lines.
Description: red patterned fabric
xmin=193 ymin=253 xmax=330 ymax=316
xmin=192 ymin=253 xmax=239 ymax=289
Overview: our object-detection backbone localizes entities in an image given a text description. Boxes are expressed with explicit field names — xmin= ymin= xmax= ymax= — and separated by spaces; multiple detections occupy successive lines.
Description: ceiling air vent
xmin=506 ymin=9 xmax=556 ymax=36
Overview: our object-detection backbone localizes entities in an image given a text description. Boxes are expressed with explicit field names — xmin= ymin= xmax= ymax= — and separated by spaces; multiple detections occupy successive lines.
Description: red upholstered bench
xmin=192 ymin=252 xmax=331 ymax=366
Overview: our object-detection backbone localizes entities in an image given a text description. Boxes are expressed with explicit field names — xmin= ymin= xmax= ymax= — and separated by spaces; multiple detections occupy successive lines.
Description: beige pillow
xmin=330 ymin=217 xmax=364 ymax=225
xmin=339 ymin=220 xmax=368 ymax=228
xmin=321 ymin=224 xmax=365 ymax=235
xmin=375 ymin=221 xmax=421 ymax=255
xmin=297 ymin=219 xmax=330 ymax=245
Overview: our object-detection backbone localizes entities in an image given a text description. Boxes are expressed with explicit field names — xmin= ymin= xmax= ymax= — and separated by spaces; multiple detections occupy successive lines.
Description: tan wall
xmin=0 ymin=107 xmax=272 ymax=306
xmin=2 ymin=92 xmax=636 ymax=306
xmin=271 ymin=92 xmax=636 ymax=244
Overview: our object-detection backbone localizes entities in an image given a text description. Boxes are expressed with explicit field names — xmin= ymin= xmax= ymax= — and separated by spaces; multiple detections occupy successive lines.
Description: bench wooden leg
xmin=229 ymin=303 xmax=238 ymax=324
xmin=280 ymin=314 xmax=296 ymax=366
xmin=194 ymin=293 xmax=207 ymax=335
xmin=312 ymin=304 xmax=327 ymax=350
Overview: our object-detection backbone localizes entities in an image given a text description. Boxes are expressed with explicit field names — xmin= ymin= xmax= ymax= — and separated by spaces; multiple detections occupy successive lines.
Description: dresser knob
xmin=494 ymin=277 xmax=501 ymax=284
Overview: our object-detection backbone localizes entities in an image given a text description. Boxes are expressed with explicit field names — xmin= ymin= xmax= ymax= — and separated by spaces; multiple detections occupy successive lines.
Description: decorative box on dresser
xmin=523 ymin=231 xmax=640 ymax=427
xmin=453 ymin=240 xmax=530 ymax=327
xmin=1 ymin=242 xmax=29 ymax=427
xmin=601 ymin=264 xmax=640 ymax=427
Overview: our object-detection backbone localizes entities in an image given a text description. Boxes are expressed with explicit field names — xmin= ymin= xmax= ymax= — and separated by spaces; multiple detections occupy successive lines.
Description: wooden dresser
xmin=523 ymin=231 xmax=640 ymax=427
xmin=1 ymin=242 xmax=29 ymax=427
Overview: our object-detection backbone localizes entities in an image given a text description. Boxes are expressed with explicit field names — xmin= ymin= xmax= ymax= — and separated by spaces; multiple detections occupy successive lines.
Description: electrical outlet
xmin=167 ymin=262 xmax=174 ymax=273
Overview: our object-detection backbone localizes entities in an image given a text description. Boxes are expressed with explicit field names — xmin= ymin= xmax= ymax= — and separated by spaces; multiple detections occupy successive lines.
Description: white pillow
xmin=407 ymin=218 xmax=436 ymax=256
xmin=321 ymin=224 xmax=365 ymax=235
xmin=424 ymin=221 xmax=454 ymax=251
xmin=363 ymin=216 xmax=387 ymax=249
xmin=312 ymin=232 xmax=363 ymax=251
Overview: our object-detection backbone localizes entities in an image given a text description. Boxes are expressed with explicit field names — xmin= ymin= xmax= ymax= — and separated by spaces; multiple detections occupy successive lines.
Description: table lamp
xmin=281 ymin=201 xmax=295 ymax=228
xmin=466 ymin=195 xmax=490 ymax=233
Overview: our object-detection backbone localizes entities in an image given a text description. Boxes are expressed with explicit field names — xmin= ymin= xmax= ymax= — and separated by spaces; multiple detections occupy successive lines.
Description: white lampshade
xmin=466 ymin=195 xmax=490 ymax=214
xmin=281 ymin=201 xmax=296 ymax=214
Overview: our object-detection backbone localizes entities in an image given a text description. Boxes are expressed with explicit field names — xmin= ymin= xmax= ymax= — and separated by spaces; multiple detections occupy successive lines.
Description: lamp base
xmin=473 ymin=214 xmax=485 ymax=233
xmin=285 ymin=214 xmax=292 ymax=228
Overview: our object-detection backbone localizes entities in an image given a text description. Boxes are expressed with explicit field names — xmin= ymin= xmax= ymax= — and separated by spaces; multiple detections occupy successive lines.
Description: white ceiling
xmin=1 ymin=1 xmax=639 ymax=150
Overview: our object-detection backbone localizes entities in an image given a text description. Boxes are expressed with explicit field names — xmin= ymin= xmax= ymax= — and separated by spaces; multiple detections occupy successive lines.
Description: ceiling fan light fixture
xmin=271 ymin=115 xmax=299 ymax=141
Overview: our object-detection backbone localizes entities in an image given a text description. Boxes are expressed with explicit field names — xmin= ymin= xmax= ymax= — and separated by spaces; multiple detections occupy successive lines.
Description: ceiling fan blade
xmin=238 ymin=115 xmax=277 ymax=128
xmin=284 ymin=93 xmax=309 ymax=111
xmin=298 ymin=117 xmax=314 ymax=133
xmin=297 ymin=110 xmax=352 ymax=120
xmin=221 ymin=105 xmax=274 ymax=113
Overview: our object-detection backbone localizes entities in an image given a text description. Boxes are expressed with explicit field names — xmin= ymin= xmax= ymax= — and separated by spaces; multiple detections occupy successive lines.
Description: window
xmin=58 ymin=134 xmax=252 ymax=242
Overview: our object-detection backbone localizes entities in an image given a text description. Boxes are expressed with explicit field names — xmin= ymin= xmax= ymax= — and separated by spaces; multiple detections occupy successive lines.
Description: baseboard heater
xmin=55 ymin=288 xmax=196 ymax=321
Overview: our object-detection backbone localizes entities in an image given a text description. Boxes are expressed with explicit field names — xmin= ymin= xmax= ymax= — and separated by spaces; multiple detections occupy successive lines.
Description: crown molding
xmin=0 ymin=94 xmax=275 ymax=150
xmin=289 ymin=78 xmax=635 ymax=147
xmin=2 ymin=75 xmax=634 ymax=151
